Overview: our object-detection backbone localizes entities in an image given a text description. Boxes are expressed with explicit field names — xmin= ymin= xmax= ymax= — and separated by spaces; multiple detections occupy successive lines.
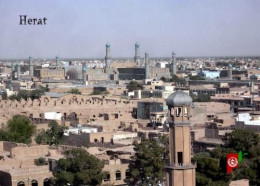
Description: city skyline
xmin=0 ymin=0 xmax=260 ymax=58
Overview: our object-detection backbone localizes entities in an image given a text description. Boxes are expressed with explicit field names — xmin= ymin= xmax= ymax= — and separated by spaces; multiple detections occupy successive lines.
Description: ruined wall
xmin=0 ymin=95 xmax=137 ymax=126
xmin=0 ymin=141 xmax=18 ymax=153
xmin=11 ymin=145 xmax=49 ymax=158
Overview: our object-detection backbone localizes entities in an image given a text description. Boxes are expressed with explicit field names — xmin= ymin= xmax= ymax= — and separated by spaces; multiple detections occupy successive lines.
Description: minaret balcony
xmin=165 ymin=162 xmax=197 ymax=170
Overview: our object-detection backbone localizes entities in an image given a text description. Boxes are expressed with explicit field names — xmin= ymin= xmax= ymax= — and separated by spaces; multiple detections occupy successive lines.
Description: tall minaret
xmin=145 ymin=52 xmax=149 ymax=79
xmin=11 ymin=62 xmax=15 ymax=80
xmin=172 ymin=51 xmax=177 ymax=75
xmin=105 ymin=43 xmax=111 ymax=68
xmin=134 ymin=42 xmax=141 ymax=66
xmin=165 ymin=90 xmax=196 ymax=186
xmin=17 ymin=62 xmax=21 ymax=80
xmin=56 ymin=56 xmax=59 ymax=68
xmin=82 ymin=62 xmax=87 ymax=84
xmin=227 ymin=64 xmax=232 ymax=80
xmin=29 ymin=56 xmax=33 ymax=76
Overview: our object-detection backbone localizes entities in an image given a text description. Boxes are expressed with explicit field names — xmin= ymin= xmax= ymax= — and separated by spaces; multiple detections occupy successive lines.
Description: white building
xmin=64 ymin=126 xmax=98 ymax=136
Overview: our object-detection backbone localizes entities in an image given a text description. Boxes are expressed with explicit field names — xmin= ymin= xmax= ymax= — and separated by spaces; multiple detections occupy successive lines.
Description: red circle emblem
xmin=228 ymin=157 xmax=238 ymax=168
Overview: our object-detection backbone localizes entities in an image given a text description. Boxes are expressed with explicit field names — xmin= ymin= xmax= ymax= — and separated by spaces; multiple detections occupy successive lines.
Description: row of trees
xmin=160 ymin=74 xmax=187 ymax=86
xmin=8 ymin=86 xmax=48 ymax=101
xmin=67 ymin=88 xmax=81 ymax=95
xmin=189 ymin=90 xmax=211 ymax=102
xmin=161 ymin=74 xmax=205 ymax=83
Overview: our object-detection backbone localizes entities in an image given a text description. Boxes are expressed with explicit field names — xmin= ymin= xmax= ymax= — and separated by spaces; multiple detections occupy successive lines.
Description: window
xmin=176 ymin=108 xmax=182 ymax=117
xmin=17 ymin=181 xmax=25 ymax=186
xmin=43 ymin=178 xmax=50 ymax=186
xmin=31 ymin=180 xmax=38 ymax=186
xmin=177 ymin=152 xmax=183 ymax=164
xmin=104 ymin=173 xmax=110 ymax=182
xmin=171 ymin=108 xmax=174 ymax=116
xmin=184 ymin=107 xmax=188 ymax=117
xmin=125 ymin=169 xmax=130 ymax=179
xmin=115 ymin=170 xmax=121 ymax=180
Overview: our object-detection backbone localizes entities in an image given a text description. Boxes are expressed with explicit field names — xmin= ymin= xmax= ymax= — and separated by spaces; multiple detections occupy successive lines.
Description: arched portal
xmin=43 ymin=178 xmax=51 ymax=186
xmin=31 ymin=179 xmax=38 ymax=186
xmin=115 ymin=170 xmax=121 ymax=180
xmin=17 ymin=181 xmax=25 ymax=186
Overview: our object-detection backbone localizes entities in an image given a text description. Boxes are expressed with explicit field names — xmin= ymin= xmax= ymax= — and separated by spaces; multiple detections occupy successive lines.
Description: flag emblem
xmin=227 ymin=156 xmax=238 ymax=168
xmin=227 ymin=153 xmax=239 ymax=173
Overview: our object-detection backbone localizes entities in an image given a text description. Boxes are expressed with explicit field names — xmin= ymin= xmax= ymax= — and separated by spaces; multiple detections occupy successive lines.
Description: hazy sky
xmin=0 ymin=0 xmax=260 ymax=58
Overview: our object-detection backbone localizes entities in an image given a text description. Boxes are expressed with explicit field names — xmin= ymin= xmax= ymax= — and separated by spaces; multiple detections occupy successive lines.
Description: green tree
xmin=0 ymin=130 xmax=9 ymax=141
xmin=196 ymin=93 xmax=211 ymax=102
xmin=189 ymin=90 xmax=196 ymax=102
xmin=189 ymin=75 xmax=205 ymax=80
xmin=0 ymin=115 xmax=34 ymax=144
xmin=30 ymin=85 xmax=47 ymax=100
xmin=223 ymin=129 xmax=260 ymax=154
xmin=30 ymin=89 xmax=44 ymax=100
xmin=52 ymin=148 xmax=106 ymax=186
xmin=1 ymin=90 xmax=7 ymax=100
xmin=9 ymin=90 xmax=30 ymax=101
xmin=67 ymin=88 xmax=81 ymax=95
xmin=128 ymin=138 xmax=166 ymax=185
xmin=36 ymin=121 xmax=66 ymax=146
xmin=170 ymin=74 xmax=186 ymax=86
xmin=8 ymin=86 xmax=47 ymax=101
xmin=194 ymin=152 xmax=231 ymax=186
xmin=7 ymin=115 xmax=34 ymax=144
xmin=35 ymin=157 xmax=47 ymax=166
xmin=90 ymin=89 xmax=109 ymax=95
xmin=126 ymin=81 xmax=144 ymax=92
xmin=39 ymin=85 xmax=49 ymax=92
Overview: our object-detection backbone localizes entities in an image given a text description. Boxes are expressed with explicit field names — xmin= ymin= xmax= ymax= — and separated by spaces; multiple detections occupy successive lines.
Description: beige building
xmin=0 ymin=142 xmax=56 ymax=186
xmin=34 ymin=68 xmax=65 ymax=80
